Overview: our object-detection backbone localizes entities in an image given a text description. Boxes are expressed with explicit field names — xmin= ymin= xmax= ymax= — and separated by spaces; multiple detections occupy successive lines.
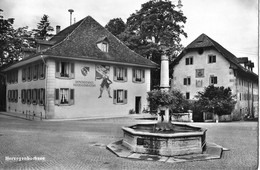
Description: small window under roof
xmin=97 ymin=36 xmax=109 ymax=52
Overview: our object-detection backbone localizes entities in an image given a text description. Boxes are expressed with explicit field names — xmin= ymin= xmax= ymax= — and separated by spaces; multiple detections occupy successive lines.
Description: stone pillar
xmin=160 ymin=55 xmax=170 ymax=90
xmin=158 ymin=54 xmax=170 ymax=123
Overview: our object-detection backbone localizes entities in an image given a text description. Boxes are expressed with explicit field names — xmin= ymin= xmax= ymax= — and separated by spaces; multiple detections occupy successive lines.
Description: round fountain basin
xmin=122 ymin=123 xmax=207 ymax=156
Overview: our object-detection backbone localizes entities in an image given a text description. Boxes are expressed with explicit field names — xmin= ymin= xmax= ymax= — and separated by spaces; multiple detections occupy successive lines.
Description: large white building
xmin=171 ymin=34 xmax=258 ymax=121
xmin=3 ymin=16 xmax=157 ymax=119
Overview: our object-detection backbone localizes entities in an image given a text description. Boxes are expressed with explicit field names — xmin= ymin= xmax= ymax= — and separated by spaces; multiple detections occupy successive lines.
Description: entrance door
xmin=135 ymin=97 xmax=141 ymax=114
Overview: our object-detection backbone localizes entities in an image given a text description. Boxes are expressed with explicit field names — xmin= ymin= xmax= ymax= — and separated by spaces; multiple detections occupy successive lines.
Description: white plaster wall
xmin=172 ymin=49 xmax=235 ymax=99
xmin=50 ymin=60 xmax=151 ymax=118
xmin=6 ymin=64 xmax=45 ymax=116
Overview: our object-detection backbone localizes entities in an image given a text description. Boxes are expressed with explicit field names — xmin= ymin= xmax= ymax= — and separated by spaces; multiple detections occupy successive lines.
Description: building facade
xmin=3 ymin=16 xmax=157 ymax=119
xmin=171 ymin=34 xmax=258 ymax=120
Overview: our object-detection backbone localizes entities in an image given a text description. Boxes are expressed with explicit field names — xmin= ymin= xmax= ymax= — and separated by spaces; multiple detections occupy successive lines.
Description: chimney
xmin=56 ymin=25 xmax=61 ymax=34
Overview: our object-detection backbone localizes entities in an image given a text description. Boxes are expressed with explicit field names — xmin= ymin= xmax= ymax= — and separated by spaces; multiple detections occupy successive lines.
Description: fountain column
xmin=158 ymin=54 xmax=170 ymax=123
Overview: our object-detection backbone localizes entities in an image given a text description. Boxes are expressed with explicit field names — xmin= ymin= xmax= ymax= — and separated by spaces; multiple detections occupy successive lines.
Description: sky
xmin=0 ymin=0 xmax=258 ymax=73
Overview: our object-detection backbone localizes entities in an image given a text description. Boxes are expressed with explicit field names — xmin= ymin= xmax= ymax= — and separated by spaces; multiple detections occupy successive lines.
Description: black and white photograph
xmin=0 ymin=0 xmax=258 ymax=169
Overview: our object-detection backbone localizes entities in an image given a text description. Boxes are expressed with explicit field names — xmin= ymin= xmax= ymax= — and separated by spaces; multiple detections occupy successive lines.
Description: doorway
xmin=135 ymin=97 xmax=141 ymax=114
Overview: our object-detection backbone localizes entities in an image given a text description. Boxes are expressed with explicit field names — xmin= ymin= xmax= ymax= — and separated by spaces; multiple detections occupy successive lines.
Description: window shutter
xmin=15 ymin=90 xmax=18 ymax=103
xmin=37 ymin=89 xmax=40 ymax=105
xmin=123 ymin=68 xmax=127 ymax=82
xmin=69 ymin=89 xmax=74 ymax=105
xmin=191 ymin=58 xmax=193 ymax=65
xmin=132 ymin=69 xmax=136 ymax=82
xmin=70 ymin=63 xmax=75 ymax=78
xmin=34 ymin=89 xmax=38 ymax=104
xmin=141 ymin=70 xmax=145 ymax=83
xmin=123 ymin=90 xmax=128 ymax=104
xmin=42 ymin=89 xmax=45 ymax=106
xmin=55 ymin=61 xmax=60 ymax=78
xmin=214 ymin=77 xmax=217 ymax=84
xmin=184 ymin=78 xmax=187 ymax=85
xmin=113 ymin=90 xmax=117 ymax=104
xmin=113 ymin=67 xmax=117 ymax=81
xmin=55 ymin=89 xmax=60 ymax=105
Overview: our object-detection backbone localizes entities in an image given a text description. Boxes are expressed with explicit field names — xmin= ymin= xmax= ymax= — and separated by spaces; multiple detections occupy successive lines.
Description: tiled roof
xmin=172 ymin=33 xmax=258 ymax=79
xmin=42 ymin=16 xmax=157 ymax=68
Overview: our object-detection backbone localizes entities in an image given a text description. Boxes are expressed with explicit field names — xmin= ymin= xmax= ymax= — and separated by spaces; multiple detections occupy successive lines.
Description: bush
xmin=147 ymin=89 xmax=190 ymax=114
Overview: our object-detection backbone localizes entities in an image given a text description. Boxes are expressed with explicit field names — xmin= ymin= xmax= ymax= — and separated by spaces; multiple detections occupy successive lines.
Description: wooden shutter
xmin=42 ymin=89 xmax=45 ymax=106
xmin=123 ymin=90 xmax=128 ymax=104
xmin=141 ymin=70 xmax=145 ymax=83
xmin=70 ymin=63 xmax=75 ymax=79
xmin=132 ymin=69 xmax=136 ymax=82
xmin=214 ymin=77 xmax=218 ymax=84
xmin=123 ymin=68 xmax=127 ymax=82
xmin=69 ymin=89 xmax=74 ymax=105
xmin=15 ymin=90 xmax=18 ymax=103
xmin=113 ymin=67 xmax=117 ymax=81
xmin=113 ymin=90 xmax=117 ymax=104
xmin=55 ymin=89 xmax=60 ymax=105
xmin=55 ymin=61 xmax=60 ymax=78
xmin=184 ymin=78 xmax=187 ymax=85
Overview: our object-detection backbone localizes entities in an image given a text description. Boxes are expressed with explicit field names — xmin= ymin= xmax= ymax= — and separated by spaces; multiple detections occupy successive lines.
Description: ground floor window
xmin=113 ymin=89 xmax=127 ymax=104
xmin=8 ymin=90 xmax=18 ymax=103
xmin=21 ymin=88 xmax=45 ymax=106
xmin=55 ymin=88 xmax=74 ymax=105
xmin=186 ymin=92 xmax=190 ymax=99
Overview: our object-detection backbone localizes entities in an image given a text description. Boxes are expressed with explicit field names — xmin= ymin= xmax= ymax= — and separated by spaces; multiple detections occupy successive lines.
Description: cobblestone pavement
xmin=0 ymin=114 xmax=258 ymax=170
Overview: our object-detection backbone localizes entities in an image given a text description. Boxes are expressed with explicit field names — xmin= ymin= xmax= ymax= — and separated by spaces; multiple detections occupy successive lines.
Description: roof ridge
xmin=43 ymin=17 xmax=87 ymax=53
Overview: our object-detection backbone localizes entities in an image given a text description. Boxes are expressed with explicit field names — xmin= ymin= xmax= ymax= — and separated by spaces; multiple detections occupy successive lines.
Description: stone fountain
xmin=107 ymin=54 xmax=226 ymax=162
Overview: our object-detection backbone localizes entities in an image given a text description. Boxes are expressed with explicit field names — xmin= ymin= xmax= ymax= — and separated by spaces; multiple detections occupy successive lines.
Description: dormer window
xmin=97 ymin=37 xmax=109 ymax=52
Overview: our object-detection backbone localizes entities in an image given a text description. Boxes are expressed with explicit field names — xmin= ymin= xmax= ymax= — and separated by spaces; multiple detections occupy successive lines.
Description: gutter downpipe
xmin=41 ymin=55 xmax=48 ymax=119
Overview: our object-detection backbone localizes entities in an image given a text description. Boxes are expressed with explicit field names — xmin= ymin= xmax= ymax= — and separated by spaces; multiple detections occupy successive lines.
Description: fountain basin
xmin=122 ymin=123 xmax=207 ymax=156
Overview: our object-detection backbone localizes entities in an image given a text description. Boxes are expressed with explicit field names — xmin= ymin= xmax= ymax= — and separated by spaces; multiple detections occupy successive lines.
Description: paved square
xmin=0 ymin=113 xmax=258 ymax=169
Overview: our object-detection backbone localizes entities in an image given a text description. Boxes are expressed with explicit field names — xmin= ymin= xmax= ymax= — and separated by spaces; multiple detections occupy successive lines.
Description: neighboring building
xmin=171 ymin=33 xmax=258 ymax=120
xmin=3 ymin=16 xmax=157 ymax=119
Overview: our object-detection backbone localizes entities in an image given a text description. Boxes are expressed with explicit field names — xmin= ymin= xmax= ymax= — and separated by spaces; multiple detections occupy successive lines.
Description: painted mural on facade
xmin=96 ymin=65 xmax=112 ymax=98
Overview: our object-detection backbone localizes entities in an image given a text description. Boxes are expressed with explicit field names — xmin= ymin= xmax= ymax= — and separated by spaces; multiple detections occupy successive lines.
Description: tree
xmin=33 ymin=14 xmax=54 ymax=40
xmin=117 ymin=0 xmax=187 ymax=88
xmin=147 ymin=89 xmax=189 ymax=114
xmin=105 ymin=18 xmax=126 ymax=37
xmin=120 ymin=0 xmax=187 ymax=62
xmin=0 ymin=9 xmax=20 ymax=66
xmin=195 ymin=85 xmax=236 ymax=116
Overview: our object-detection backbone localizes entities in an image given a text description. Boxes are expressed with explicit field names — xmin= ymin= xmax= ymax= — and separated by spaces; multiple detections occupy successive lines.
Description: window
xmin=22 ymin=68 xmax=26 ymax=82
xmin=208 ymin=55 xmax=216 ymax=63
xmin=21 ymin=89 xmax=26 ymax=104
xmin=55 ymin=61 xmax=75 ymax=79
xmin=27 ymin=89 xmax=31 ymax=104
xmin=186 ymin=92 xmax=190 ymax=99
xmin=185 ymin=57 xmax=193 ymax=65
xmin=8 ymin=90 xmax=18 ymax=103
xmin=114 ymin=67 xmax=127 ymax=82
xmin=210 ymin=76 xmax=217 ymax=84
xmin=7 ymin=71 xmax=18 ymax=84
xmin=133 ymin=68 xmax=145 ymax=83
xmin=113 ymin=89 xmax=127 ymax=104
xmin=38 ymin=63 xmax=45 ymax=79
xmin=39 ymin=88 xmax=45 ymax=105
xmin=196 ymin=69 xmax=204 ymax=78
xmin=97 ymin=42 xmax=108 ymax=52
xmin=32 ymin=89 xmax=37 ymax=105
xmin=27 ymin=66 xmax=32 ymax=81
xmin=183 ymin=77 xmax=191 ymax=85
xmin=55 ymin=88 xmax=74 ymax=105
xmin=32 ymin=65 xmax=38 ymax=80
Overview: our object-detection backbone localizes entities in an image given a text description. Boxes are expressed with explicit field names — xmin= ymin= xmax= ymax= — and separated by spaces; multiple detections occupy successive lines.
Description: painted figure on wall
xmin=96 ymin=65 xmax=112 ymax=98
xmin=98 ymin=74 xmax=112 ymax=98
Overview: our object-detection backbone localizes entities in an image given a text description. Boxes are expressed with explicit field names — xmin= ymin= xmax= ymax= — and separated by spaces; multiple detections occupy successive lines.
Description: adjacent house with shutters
xmin=171 ymin=33 xmax=258 ymax=121
xmin=3 ymin=16 xmax=157 ymax=119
